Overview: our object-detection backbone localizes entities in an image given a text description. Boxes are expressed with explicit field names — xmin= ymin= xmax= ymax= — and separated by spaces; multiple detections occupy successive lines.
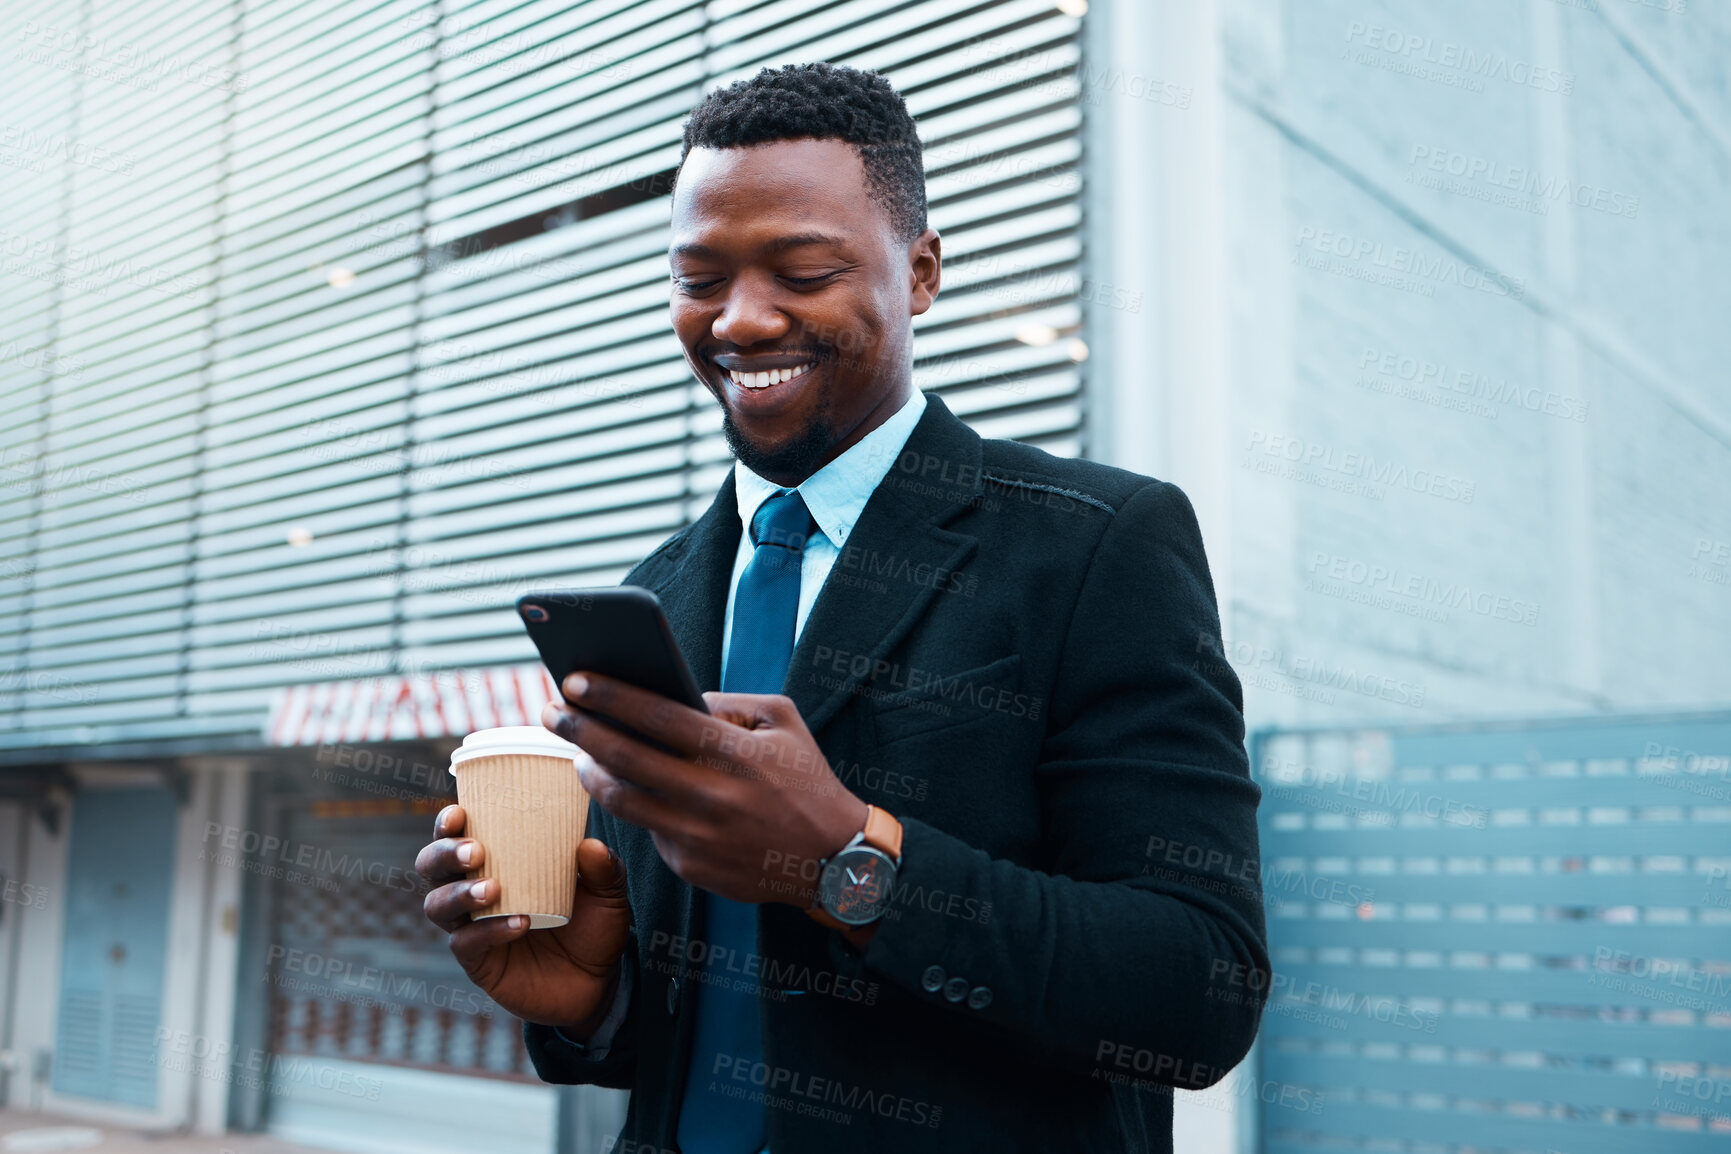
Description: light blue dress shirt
xmin=721 ymin=387 xmax=928 ymax=686
xmin=559 ymin=388 xmax=929 ymax=1097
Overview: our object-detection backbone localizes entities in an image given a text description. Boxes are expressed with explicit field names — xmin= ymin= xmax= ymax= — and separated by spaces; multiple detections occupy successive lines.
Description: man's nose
xmin=711 ymin=273 xmax=791 ymax=347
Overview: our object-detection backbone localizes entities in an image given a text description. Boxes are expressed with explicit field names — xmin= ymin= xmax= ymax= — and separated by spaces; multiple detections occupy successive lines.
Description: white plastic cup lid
xmin=449 ymin=725 xmax=581 ymax=773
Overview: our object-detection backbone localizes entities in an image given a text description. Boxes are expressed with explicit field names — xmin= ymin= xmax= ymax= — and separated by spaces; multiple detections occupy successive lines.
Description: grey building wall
xmin=1216 ymin=0 xmax=1730 ymax=727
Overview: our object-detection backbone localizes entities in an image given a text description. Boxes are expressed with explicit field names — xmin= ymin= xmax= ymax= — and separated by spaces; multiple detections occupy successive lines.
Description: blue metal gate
xmin=1252 ymin=713 xmax=1731 ymax=1154
xmin=53 ymin=787 xmax=178 ymax=1107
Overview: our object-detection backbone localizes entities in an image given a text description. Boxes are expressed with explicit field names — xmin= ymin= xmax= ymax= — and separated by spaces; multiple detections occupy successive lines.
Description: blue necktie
xmin=677 ymin=489 xmax=814 ymax=1154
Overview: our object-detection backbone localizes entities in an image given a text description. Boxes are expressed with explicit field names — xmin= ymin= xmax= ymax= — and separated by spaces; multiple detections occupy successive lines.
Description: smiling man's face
xmin=668 ymin=137 xmax=941 ymax=487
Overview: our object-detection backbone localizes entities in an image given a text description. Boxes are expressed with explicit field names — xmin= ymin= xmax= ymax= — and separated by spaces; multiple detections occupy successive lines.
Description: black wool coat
xmin=524 ymin=394 xmax=1268 ymax=1153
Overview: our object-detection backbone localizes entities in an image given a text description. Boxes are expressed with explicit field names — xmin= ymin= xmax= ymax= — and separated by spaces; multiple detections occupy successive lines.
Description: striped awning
xmin=264 ymin=664 xmax=559 ymax=746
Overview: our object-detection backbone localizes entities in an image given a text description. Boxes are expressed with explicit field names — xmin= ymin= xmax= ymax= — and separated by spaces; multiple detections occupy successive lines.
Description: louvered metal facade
xmin=1253 ymin=715 xmax=1731 ymax=1154
xmin=0 ymin=0 xmax=1090 ymax=762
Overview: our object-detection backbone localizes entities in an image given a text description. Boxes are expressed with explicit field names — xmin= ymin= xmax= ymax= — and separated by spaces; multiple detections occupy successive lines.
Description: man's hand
xmin=542 ymin=672 xmax=869 ymax=909
xmin=418 ymin=805 xmax=632 ymax=1035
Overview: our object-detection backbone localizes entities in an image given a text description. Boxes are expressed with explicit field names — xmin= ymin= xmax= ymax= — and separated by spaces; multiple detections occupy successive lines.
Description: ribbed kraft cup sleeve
xmin=451 ymin=753 xmax=588 ymax=929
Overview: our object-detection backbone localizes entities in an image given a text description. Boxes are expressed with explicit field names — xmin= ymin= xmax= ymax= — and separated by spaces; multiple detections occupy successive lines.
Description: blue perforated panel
xmin=1252 ymin=714 xmax=1731 ymax=1154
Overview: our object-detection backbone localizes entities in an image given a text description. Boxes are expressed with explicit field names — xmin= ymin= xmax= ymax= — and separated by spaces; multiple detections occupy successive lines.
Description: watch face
xmin=818 ymin=846 xmax=897 ymax=926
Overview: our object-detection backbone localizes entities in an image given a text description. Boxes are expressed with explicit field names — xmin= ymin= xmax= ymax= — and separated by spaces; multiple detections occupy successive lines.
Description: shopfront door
xmin=52 ymin=786 xmax=178 ymax=1108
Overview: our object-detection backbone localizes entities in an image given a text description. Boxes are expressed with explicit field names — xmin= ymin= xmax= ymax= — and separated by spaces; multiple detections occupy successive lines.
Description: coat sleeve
xmin=856 ymin=479 xmax=1268 ymax=1088
xmin=520 ymin=798 xmax=641 ymax=1091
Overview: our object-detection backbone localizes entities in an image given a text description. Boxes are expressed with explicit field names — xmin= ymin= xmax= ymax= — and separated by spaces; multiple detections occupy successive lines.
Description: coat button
xmin=967 ymin=985 xmax=993 ymax=1010
xmin=921 ymin=965 xmax=946 ymax=993
xmin=942 ymin=977 xmax=969 ymax=1003
xmin=667 ymin=977 xmax=681 ymax=1015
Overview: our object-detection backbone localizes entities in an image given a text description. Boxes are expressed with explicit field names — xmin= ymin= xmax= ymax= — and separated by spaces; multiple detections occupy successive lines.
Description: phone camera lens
xmin=523 ymin=605 xmax=549 ymax=623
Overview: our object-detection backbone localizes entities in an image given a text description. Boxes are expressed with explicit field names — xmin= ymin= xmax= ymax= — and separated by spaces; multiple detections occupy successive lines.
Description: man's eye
xmin=781 ymin=272 xmax=838 ymax=287
xmin=675 ymin=277 xmax=723 ymax=292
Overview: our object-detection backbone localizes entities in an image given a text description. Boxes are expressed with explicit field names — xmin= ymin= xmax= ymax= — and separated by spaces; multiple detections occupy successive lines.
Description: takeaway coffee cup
xmin=448 ymin=725 xmax=588 ymax=928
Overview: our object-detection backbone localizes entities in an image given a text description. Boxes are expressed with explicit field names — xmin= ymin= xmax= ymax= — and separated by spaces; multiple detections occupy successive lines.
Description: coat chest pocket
xmin=871 ymin=653 xmax=1028 ymax=747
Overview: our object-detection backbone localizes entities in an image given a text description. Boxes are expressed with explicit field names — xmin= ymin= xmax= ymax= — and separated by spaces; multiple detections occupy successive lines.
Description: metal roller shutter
xmin=188 ymin=0 xmax=439 ymax=738
xmin=0 ymin=0 xmax=1089 ymax=752
xmin=402 ymin=0 xmax=1088 ymax=671
xmin=1 ymin=0 xmax=234 ymax=749
xmin=402 ymin=0 xmax=712 ymax=671
xmin=0 ymin=2 xmax=80 ymax=745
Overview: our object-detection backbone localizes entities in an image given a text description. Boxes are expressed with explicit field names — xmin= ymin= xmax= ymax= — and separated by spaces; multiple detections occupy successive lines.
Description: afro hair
xmin=679 ymin=63 xmax=928 ymax=242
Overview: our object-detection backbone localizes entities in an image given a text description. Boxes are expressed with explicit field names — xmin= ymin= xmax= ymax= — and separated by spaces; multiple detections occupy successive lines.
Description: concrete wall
xmin=0 ymin=790 xmax=70 ymax=1115
xmin=1214 ymin=0 xmax=1731 ymax=728
xmin=1089 ymin=2 xmax=1729 ymax=1150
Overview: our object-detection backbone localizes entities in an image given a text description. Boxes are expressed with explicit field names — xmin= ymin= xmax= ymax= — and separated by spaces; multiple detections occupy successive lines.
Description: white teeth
xmin=726 ymin=363 xmax=813 ymax=389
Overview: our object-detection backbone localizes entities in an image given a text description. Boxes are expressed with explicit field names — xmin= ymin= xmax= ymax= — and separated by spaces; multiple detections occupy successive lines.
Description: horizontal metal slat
xmin=1265 ymin=960 xmax=1731 ymax=1014
xmin=1270 ymin=918 xmax=1722 ymax=956
xmin=1267 ymin=1051 xmax=1684 ymax=1115
xmin=206 ymin=374 xmax=408 ymax=464
xmin=961 ymin=397 xmax=1081 ymax=445
xmin=0 ymin=712 xmax=263 ymax=751
xmin=216 ymin=277 xmax=420 ymax=365
xmin=231 ymin=56 xmax=429 ymax=176
xmin=432 ymin=0 xmax=649 ymax=101
xmin=428 ymin=113 xmax=688 ymax=245
xmin=218 ymin=324 xmax=417 ymax=401
xmin=432 ymin=87 xmax=687 ymax=221
xmin=217 ymin=192 xmax=425 ymax=303
xmin=197 ymin=466 xmax=401 ymax=554
xmin=1260 ymin=822 xmax=1731 ymax=857
xmin=1289 ymin=872 xmax=1728 ymax=906
xmin=229 ymin=131 xmax=429 ymax=229
xmin=218 ymin=163 xmax=426 ymax=261
xmin=1263 ymin=1005 xmax=1730 ymax=1061
xmin=203 ymin=608 xmax=403 ymax=666
xmin=419 ymin=197 xmax=669 ymax=315
xmin=415 ymin=375 xmax=687 ymax=456
xmin=53 ymin=297 xmax=214 ymax=377
xmin=916 ymin=300 xmax=1083 ymax=355
xmin=237 ymin=0 xmax=427 ymax=115
xmin=407 ymin=466 xmax=689 ymax=549
xmin=1264 ymin=1098 xmax=1719 ymax=1154
xmin=431 ymin=0 xmax=699 ymax=129
xmin=1261 ymin=772 xmax=1731 ymax=809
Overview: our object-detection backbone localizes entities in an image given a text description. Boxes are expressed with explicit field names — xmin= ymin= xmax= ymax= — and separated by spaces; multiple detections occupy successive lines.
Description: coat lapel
xmin=785 ymin=395 xmax=982 ymax=736
xmin=640 ymin=470 xmax=742 ymax=695
xmin=638 ymin=395 xmax=985 ymax=735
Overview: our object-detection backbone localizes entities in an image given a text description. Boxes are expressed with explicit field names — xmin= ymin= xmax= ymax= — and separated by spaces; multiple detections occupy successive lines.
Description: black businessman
xmin=420 ymin=64 xmax=1267 ymax=1153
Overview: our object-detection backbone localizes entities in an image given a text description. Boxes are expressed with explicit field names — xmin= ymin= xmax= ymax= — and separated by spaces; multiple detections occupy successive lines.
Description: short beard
xmin=721 ymin=395 xmax=837 ymax=484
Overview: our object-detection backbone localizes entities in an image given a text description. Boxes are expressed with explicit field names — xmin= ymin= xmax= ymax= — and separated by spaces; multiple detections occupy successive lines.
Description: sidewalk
xmin=0 ymin=1110 xmax=327 ymax=1153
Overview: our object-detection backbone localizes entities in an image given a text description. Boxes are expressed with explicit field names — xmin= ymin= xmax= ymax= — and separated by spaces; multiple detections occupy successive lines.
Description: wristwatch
xmin=808 ymin=805 xmax=904 ymax=929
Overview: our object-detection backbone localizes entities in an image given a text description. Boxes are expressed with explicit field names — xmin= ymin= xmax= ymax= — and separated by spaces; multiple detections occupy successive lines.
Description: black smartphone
xmin=516 ymin=589 xmax=709 ymax=741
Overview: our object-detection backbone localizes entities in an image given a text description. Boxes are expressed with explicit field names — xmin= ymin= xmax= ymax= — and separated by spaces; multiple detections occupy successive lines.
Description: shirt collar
xmin=733 ymin=389 xmax=929 ymax=549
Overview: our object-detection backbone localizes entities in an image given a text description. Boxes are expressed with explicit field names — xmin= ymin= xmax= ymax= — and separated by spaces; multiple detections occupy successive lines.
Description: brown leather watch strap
xmin=862 ymin=804 xmax=903 ymax=862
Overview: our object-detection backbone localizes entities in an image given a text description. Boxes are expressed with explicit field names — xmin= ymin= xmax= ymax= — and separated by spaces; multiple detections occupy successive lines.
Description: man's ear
xmin=908 ymin=228 xmax=942 ymax=317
